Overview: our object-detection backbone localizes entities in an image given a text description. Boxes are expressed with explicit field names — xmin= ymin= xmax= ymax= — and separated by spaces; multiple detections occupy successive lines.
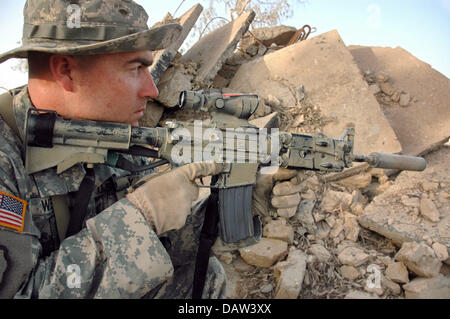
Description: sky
xmin=0 ymin=0 xmax=449 ymax=91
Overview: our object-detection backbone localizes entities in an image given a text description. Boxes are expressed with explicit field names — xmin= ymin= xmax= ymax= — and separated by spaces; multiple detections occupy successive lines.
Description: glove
xmin=253 ymin=167 xmax=303 ymax=218
xmin=126 ymin=162 xmax=223 ymax=235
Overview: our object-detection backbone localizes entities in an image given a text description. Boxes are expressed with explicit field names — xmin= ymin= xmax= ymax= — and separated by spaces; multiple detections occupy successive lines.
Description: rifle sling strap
xmin=65 ymin=166 xmax=96 ymax=238
xmin=192 ymin=186 xmax=220 ymax=299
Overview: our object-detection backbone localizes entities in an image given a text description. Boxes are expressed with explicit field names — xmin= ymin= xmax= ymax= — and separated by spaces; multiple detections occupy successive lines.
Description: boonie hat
xmin=0 ymin=0 xmax=182 ymax=64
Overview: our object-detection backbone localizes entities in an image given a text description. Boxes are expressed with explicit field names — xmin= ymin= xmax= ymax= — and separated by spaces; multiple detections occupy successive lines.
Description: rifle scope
xmin=179 ymin=90 xmax=259 ymax=120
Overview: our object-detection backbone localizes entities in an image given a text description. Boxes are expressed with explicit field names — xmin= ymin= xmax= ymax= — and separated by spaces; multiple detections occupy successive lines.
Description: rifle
xmin=24 ymin=89 xmax=426 ymax=244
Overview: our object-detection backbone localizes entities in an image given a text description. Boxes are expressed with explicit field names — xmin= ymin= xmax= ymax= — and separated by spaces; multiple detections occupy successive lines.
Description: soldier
xmin=0 ymin=0 xmax=302 ymax=298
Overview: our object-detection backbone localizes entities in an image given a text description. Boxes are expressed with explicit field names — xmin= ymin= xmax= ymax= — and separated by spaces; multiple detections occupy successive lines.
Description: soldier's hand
xmin=253 ymin=167 xmax=303 ymax=218
xmin=127 ymin=162 xmax=223 ymax=235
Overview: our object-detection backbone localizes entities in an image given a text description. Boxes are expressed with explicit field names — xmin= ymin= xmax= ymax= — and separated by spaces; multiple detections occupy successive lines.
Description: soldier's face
xmin=70 ymin=50 xmax=158 ymax=126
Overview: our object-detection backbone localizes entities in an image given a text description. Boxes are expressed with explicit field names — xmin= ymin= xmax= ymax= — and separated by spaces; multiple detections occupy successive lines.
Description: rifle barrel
xmin=355 ymin=152 xmax=427 ymax=171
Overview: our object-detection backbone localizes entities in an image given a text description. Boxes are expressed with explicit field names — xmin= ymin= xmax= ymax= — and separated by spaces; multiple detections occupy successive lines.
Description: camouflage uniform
xmin=0 ymin=0 xmax=226 ymax=299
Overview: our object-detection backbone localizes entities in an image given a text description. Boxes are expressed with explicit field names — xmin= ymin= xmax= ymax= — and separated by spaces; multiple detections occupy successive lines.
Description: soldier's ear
xmin=49 ymin=55 xmax=75 ymax=92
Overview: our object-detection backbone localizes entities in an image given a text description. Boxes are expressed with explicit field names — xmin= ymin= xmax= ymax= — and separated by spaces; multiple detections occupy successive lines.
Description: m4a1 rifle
xmin=24 ymin=89 xmax=427 ymax=244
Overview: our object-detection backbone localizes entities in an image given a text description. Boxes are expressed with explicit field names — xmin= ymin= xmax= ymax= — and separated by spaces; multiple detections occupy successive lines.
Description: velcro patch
xmin=0 ymin=191 xmax=27 ymax=233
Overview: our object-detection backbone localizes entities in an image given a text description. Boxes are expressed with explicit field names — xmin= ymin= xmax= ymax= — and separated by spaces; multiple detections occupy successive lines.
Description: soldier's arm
xmin=0 ymin=124 xmax=173 ymax=298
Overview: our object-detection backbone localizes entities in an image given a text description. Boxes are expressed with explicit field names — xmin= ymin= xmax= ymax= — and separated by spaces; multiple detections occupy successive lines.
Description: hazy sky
xmin=1 ymin=0 xmax=449 ymax=90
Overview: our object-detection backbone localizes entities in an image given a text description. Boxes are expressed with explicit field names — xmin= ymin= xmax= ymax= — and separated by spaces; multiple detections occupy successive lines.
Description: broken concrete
xmin=320 ymin=189 xmax=352 ymax=213
xmin=150 ymin=4 xmax=203 ymax=85
xmin=395 ymin=241 xmax=442 ymax=278
xmin=338 ymin=246 xmax=369 ymax=267
xmin=403 ymin=275 xmax=450 ymax=299
xmin=239 ymin=25 xmax=297 ymax=55
xmin=273 ymin=249 xmax=307 ymax=299
xmin=308 ymin=244 xmax=332 ymax=262
xmin=263 ymin=218 xmax=294 ymax=243
xmin=155 ymin=11 xmax=255 ymax=107
xmin=228 ymin=30 xmax=402 ymax=157
xmin=419 ymin=197 xmax=441 ymax=223
xmin=349 ymin=45 xmax=450 ymax=156
xmin=432 ymin=242 xmax=449 ymax=262
xmin=238 ymin=238 xmax=288 ymax=267
xmin=340 ymin=265 xmax=361 ymax=280
xmin=249 ymin=112 xmax=280 ymax=129
xmin=338 ymin=172 xmax=373 ymax=189
xmin=343 ymin=212 xmax=361 ymax=242
xmin=182 ymin=10 xmax=255 ymax=86
xmin=381 ymin=275 xmax=402 ymax=295
xmin=156 ymin=62 xmax=196 ymax=107
xmin=358 ymin=146 xmax=450 ymax=258
xmin=142 ymin=11 xmax=449 ymax=299
xmin=385 ymin=262 xmax=409 ymax=284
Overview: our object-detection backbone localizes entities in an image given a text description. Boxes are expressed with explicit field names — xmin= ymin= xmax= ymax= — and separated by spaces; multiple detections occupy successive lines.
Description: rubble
xmin=149 ymin=4 xmax=204 ymax=85
xmin=308 ymin=244 xmax=332 ymax=262
xmin=419 ymin=197 xmax=441 ymax=222
xmin=395 ymin=241 xmax=443 ymax=278
xmin=337 ymin=172 xmax=373 ymax=189
xmin=339 ymin=265 xmax=360 ymax=280
xmin=432 ymin=242 xmax=449 ymax=262
xmin=385 ymin=262 xmax=409 ymax=284
xmin=403 ymin=275 xmax=450 ymax=299
xmin=273 ymin=249 xmax=307 ymax=299
xmin=263 ymin=218 xmax=295 ymax=243
xmin=358 ymin=146 xmax=450 ymax=254
xmin=228 ymin=30 xmax=402 ymax=157
xmin=238 ymin=238 xmax=288 ymax=267
xmin=349 ymin=45 xmax=450 ymax=156
xmin=239 ymin=25 xmax=297 ymax=55
xmin=141 ymin=7 xmax=449 ymax=299
xmin=343 ymin=212 xmax=360 ymax=242
xmin=381 ymin=275 xmax=402 ymax=295
xmin=338 ymin=247 xmax=369 ymax=267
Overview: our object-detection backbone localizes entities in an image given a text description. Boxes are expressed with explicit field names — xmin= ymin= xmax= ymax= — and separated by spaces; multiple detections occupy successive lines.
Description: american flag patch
xmin=0 ymin=191 xmax=27 ymax=233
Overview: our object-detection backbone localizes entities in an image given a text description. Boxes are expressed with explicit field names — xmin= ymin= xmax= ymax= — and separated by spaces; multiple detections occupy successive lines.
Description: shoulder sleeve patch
xmin=0 ymin=191 xmax=27 ymax=233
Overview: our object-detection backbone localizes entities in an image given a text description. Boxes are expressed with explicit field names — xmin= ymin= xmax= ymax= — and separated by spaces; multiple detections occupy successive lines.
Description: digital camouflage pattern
xmin=0 ymin=0 xmax=182 ymax=64
xmin=0 ymin=87 xmax=226 ymax=298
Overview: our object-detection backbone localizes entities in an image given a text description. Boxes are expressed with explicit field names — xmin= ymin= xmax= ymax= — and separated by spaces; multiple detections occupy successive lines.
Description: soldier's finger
xmin=272 ymin=168 xmax=298 ymax=182
xmin=272 ymin=180 xmax=303 ymax=196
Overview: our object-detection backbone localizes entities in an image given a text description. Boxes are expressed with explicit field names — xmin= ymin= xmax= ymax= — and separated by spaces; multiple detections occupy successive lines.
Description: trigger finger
xmin=271 ymin=193 xmax=301 ymax=209
xmin=272 ymin=168 xmax=298 ymax=182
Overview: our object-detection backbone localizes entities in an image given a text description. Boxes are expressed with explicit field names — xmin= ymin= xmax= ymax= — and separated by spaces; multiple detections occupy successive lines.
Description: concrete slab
xmin=349 ymin=45 xmax=450 ymax=156
xmin=150 ymin=4 xmax=203 ymax=85
xmin=358 ymin=146 xmax=450 ymax=258
xmin=228 ymin=30 xmax=402 ymax=156
xmin=181 ymin=10 xmax=255 ymax=85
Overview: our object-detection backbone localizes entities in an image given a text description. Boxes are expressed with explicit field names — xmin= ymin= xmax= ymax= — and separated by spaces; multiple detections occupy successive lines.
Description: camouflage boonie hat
xmin=0 ymin=0 xmax=182 ymax=64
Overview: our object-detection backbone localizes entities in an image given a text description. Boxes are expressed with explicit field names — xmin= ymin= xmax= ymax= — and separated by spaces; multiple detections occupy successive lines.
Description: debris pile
xmin=141 ymin=4 xmax=450 ymax=299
